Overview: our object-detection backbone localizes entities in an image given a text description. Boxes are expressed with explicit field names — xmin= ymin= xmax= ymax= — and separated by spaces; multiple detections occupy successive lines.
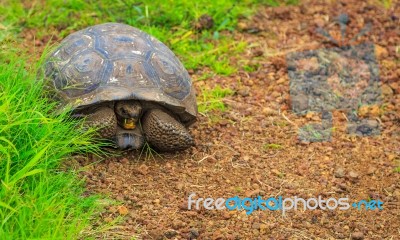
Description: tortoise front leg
xmin=84 ymin=107 xmax=117 ymax=139
xmin=141 ymin=109 xmax=194 ymax=152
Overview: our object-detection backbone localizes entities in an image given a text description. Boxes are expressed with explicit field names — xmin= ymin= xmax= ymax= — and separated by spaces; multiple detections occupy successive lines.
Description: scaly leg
xmin=141 ymin=109 xmax=194 ymax=152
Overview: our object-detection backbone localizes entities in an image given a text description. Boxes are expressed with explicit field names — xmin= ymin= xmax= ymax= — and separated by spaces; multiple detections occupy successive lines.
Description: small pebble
xmin=117 ymin=205 xmax=129 ymax=215
xmin=238 ymin=87 xmax=251 ymax=97
xmin=349 ymin=171 xmax=359 ymax=178
xmin=351 ymin=231 xmax=364 ymax=240
xmin=334 ymin=167 xmax=345 ymax=178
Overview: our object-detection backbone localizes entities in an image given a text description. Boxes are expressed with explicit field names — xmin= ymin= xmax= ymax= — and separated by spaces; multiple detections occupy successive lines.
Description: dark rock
xmin=189 ymin=228 xmax=200 ymax=239
xmin=164 ymin=229 xmax=178 ymax=239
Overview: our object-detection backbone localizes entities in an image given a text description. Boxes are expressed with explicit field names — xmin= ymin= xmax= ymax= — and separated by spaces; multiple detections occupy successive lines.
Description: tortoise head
xmin=114 ymin=100 xmax=142 ymax=130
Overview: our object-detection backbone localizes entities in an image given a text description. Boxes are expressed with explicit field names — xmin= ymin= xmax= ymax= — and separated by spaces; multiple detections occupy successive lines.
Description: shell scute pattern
xmin=55 ymin=50 xmax=105 ymax=97
xmin=95 ymin=33 xmax=152 ymax=59
xmin=110 ymin=59 xmax=156 ymax=88
xmin=49 ymin=23 xmax=190 ymax=100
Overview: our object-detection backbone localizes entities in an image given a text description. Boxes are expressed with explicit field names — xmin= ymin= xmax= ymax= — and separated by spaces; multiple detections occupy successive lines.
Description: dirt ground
xmin=70 ymin=0 xmax=400 ymax=239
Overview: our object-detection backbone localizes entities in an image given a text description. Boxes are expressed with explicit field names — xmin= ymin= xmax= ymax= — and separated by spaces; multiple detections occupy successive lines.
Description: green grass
xmin=263 ymin=143 xmax=283 ymax=149
xmin=139 ymin=142 xmax=163 ymax=161
xmin=198 ymin=85 xmax=234 ymax=113
xmin=394 ymin=158 xmax=400 ymax=173
xmin=0 ymin=0 xmax=291 ymax=74
xmin=378 ymin=0 xmax=393 ymax=9
xmin=0 ymin=59 xmax=108 ymax=239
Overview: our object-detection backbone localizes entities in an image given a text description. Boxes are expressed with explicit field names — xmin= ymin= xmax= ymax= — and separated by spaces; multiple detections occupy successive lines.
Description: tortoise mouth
xmin=122 ymin=118 xmax=137 ymax=129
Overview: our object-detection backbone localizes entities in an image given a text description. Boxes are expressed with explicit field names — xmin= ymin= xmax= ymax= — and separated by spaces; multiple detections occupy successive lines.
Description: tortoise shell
xmin=45 ymin=23 xmax=197 ymax=125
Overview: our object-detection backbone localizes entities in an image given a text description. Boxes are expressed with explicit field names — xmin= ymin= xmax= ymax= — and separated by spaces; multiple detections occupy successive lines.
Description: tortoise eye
xmin=120 ymin=108 xmax=127 ymax=115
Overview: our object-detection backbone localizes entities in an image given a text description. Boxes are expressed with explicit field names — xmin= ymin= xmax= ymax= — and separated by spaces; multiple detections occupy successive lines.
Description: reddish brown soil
xmin=76 ymin=0 xmax=400 ymax=239
xmin=66 ymin=0 xmax=399 ymax=239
